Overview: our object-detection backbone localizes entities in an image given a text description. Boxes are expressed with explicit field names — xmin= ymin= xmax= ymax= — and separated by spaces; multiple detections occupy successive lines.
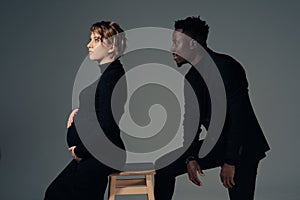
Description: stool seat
xmin=108 ymin=170 xmax=156 ymax=200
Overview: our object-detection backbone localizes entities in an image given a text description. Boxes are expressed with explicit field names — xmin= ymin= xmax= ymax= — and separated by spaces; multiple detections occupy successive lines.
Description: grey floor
xmin=103 ymin=169 xmax=298 ymax=200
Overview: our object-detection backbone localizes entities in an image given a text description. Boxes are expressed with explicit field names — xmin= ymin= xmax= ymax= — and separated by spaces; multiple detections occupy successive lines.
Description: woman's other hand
xmin=68 ymin=146 xmax=82 ymax=162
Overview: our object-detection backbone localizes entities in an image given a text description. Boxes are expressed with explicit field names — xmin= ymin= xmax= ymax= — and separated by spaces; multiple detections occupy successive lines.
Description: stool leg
xmin=108 ymin=176 xmax=116 ymax=200
xmin=146 ymin=174 xmax=155 ymax=200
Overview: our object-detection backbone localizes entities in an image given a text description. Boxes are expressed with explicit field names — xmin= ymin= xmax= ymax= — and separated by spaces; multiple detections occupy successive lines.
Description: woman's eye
xmin=94 ymin=38 xmax=100 ymax=43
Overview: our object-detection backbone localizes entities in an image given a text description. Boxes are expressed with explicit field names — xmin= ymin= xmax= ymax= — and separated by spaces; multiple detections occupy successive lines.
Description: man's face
xmin=171 ymin=29 xmax=192 ymax=67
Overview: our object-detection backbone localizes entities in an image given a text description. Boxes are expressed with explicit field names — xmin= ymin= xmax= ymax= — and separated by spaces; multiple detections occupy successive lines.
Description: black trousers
xmin=154 ymin=148 xmax=259 ymax=200
xmin=44 ymin=158 xmax=118 ymax=200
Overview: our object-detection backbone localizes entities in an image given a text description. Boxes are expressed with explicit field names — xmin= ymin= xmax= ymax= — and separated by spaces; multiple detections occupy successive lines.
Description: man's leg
xmin=154 ymin=168 xmax=178 ymax=200
xmin=154 ymin=149 xmax=188 ymax=200
xmin=228 ymin=160 xmax=259 ymax=200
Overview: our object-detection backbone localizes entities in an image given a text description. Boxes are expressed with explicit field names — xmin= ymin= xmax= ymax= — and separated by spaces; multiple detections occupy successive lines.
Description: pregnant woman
xmin=45 ymin=21 xmax=127 ymax=200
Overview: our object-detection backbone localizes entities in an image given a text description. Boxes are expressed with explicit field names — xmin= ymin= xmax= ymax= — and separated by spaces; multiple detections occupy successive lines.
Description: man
xmin=154 ymin=16 xmax=270 ymax=200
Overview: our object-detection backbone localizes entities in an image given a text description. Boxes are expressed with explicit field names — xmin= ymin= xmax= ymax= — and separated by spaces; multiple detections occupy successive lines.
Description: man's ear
xmin=189 ymin=39 xmax=197 ymax=49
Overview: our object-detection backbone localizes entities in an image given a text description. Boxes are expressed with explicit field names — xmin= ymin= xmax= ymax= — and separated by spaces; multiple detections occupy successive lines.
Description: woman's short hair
xmin=90 ymin=21 xmax=126 ymax=58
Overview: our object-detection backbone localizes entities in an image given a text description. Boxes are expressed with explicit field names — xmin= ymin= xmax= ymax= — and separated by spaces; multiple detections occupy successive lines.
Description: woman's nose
xmin=87 ymin=41 xmax=92 ymax=48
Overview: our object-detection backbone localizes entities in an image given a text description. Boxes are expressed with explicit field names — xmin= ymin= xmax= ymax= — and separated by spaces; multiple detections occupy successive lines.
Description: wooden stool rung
xmin=108 ymin=170 xmax=156 ymax=200
xmin=116 ymin=178 xmax=146 ymax=186
xmin=115 ymin=186 xmax=148 ymax=195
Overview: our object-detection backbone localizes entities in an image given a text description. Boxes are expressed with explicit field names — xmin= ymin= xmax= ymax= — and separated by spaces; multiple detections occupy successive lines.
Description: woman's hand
xmin=68 ymin=146 xmax=82 ymax=162
xmin=67 ymin=109 xmax=79 ymax=128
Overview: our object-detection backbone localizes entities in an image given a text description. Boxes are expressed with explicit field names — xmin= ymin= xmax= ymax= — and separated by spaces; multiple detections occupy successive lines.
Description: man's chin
xmin=175 ymin=60 xmax=186 ymax=67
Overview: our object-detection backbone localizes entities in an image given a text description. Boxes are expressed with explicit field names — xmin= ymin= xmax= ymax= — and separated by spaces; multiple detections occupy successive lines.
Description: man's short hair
xmin=175 ymin=16 xmax=209 ymax=48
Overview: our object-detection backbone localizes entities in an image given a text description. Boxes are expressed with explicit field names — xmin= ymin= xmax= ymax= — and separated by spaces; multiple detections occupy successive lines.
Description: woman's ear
xmin=108 ymin=45 xmax=117 ymax=60
xmin=107 ymin=38 xmax=116 ymax=54
xmin=107 ymin=45 xmax=115 ymax=54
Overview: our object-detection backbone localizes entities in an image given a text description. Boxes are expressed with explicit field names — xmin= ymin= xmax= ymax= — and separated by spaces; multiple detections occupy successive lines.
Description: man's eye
xmin=94 ymin=37 xmax=101 ymax=43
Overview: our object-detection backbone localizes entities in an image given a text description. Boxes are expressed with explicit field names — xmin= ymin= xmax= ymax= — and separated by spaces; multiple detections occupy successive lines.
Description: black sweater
xmin=67 ymin=59 xmax=127 ymax=159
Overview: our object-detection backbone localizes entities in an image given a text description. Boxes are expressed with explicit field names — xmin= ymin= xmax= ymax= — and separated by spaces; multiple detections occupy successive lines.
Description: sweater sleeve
xmin=74 ymin=142 xmax=92 ymax=158
xmin=67 ymin=122 xmax=92 ymax=159
xmin=95 ymin=69 xmax=126 ymax=149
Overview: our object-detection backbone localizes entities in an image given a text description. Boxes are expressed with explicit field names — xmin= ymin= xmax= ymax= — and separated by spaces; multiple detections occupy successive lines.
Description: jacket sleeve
xmin=182 ymin=68 xmax=210 ymax=159
xmin=221 ymin=59 xmax=251 ymax=165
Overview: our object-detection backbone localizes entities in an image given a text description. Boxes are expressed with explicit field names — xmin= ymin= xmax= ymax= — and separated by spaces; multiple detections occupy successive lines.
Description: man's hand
xmin=220 ymin=163 xmax=235 ymax=188
xmin=68 ymin=146 xmax=82 ymax=162
xmin=187 ymin=160 xmax=205 ymax=186
xmin=67 ymin=109 xmax=79 ymax=128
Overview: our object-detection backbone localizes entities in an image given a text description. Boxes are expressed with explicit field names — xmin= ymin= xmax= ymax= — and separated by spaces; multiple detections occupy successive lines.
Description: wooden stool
xmin=108 ymin=170 xmax=156 ymax=200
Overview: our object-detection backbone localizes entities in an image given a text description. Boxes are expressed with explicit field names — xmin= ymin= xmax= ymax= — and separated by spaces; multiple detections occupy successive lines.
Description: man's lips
xmin=172 ymin=53 xmax=178 ymax=60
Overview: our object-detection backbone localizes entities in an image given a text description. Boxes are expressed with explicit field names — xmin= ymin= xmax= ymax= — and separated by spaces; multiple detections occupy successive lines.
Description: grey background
xmin=0 ymin=0 xmax=299 ymax=199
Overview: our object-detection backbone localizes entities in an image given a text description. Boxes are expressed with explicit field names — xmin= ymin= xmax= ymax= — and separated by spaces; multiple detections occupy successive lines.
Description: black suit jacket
xmin=184 ymin=48 xmax=270 ymax=165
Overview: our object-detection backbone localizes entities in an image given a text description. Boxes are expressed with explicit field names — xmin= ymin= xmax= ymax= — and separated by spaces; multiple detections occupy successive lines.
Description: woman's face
xmin=87 ymin=32 xmax=112 ymax=64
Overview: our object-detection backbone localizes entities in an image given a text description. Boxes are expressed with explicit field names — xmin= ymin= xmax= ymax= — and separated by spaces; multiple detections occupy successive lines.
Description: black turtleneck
xmin=67 ymin=59 xmax=127 ymax=159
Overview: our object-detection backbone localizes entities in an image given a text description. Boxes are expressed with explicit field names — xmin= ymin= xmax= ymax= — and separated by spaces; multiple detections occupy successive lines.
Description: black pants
xmin=154 ymin=148 xmax=259 ymax=200
xmin=44 ymin=158 xmax=118 ymax=200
